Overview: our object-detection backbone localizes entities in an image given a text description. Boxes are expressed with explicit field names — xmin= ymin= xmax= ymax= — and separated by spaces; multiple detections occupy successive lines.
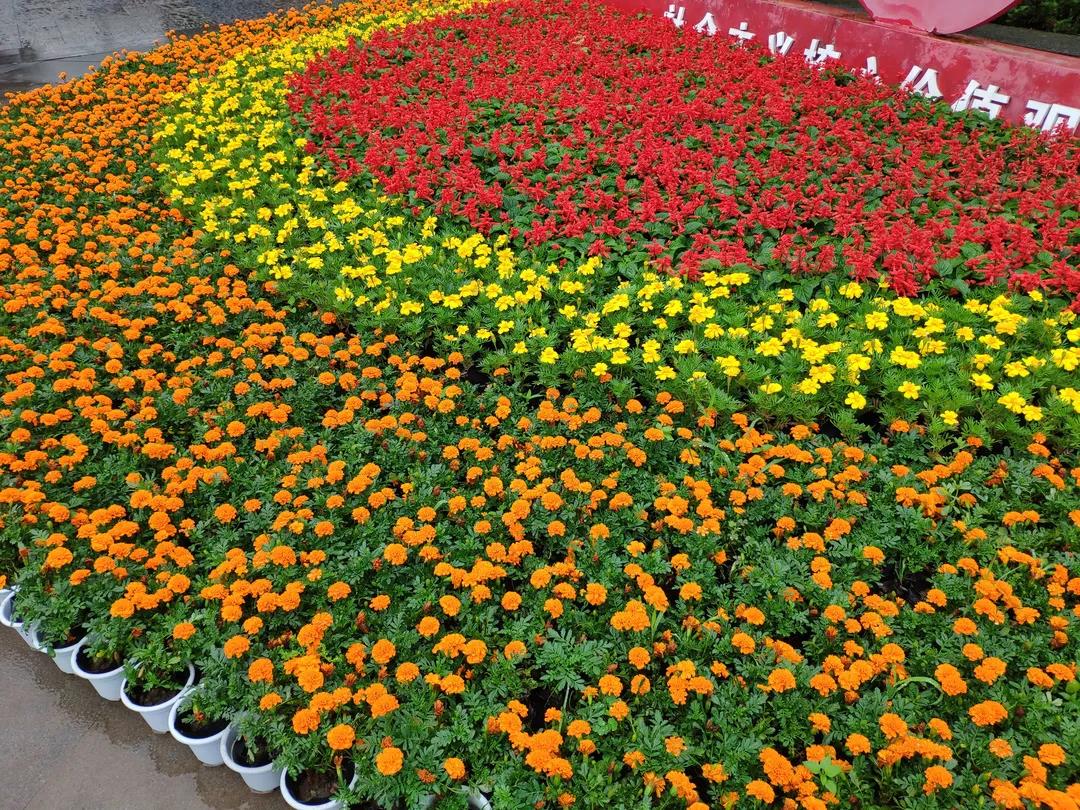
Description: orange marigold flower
xmin=731 ymin=632 xmax=755 ymax=654
xmin=327 ymin=724 xmax=355 ymax=751
xmin=327 ymin=581 xmax=351 ymax=601
xmin=879 ymin=713 xmax=908 ymax=739
xmin=969 ymin=700 xmax=1008 ymax=726
xmin=567 ymin=720 xmax=592 ymax=738
xmin=628 ymin=646 xmax=651 ymax=669
xmin=440 ymin=674 xmax=465 ymax=694
xmin=1038 ymin=743 xmax=1066 ymax=766
xmin=395 ymin=662 xmax=420 ymax=683
xmin=953 ymin=618 xmax=978 ymax=635
xmin=376 ymin=746 xmax=403 ymax=776
xmin=223 ymin=634 xmax=251 ymax=659
xmin=746 ymin=780 xmax=775 ymax=804
xmin=383 ymin=543 xmax=407 ymax=565
xmin=503 ymin=640 xmax=526 ymax=659
xmin=172 ymin=622 xmax=196 ymax=641
xmin=214 ymin=503 xmax=237 ymax=523
xmin=440 ymin=595 xmax=461 ymax=616
xmin=664 ymin=736 xmax=685 ymax=756
xmin=767 ymin=668 xmax=796 ymax=693
xmin=599 ymin=675 xmax=622 ymax=696
xmin=247 ymin=657 xmax=273 ymax=683
xmin=443 ymin=757 xmax=466 ymax=780
xmin=846 ymin=734 xmax=872 ymax=755
xmin=43 ymin=547 xmax=74 ymax=570
xmin=370 ymin=594 xmax=390 ymax=611
xmin=923 ymin=765 xmax=953 ymax=794
xmin=417 ymin=616 xmax=440 ymax=637
xmin=372 ymin=639 xmax=396 ymax=664
xmin=292 ymin=708 xmax=319 ymax=735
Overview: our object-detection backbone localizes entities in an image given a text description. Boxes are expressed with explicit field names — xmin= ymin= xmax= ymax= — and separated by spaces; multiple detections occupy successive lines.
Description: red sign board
xmin=858 ymin=0 xmax=1023 ymax=35
xmin=604 ymin=0 xmax=1080 ymax=132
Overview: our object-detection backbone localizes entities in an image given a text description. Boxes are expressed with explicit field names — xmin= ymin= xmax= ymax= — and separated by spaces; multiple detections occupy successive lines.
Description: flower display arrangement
xmin=1 ymin=1 xmax=1079 ymax=808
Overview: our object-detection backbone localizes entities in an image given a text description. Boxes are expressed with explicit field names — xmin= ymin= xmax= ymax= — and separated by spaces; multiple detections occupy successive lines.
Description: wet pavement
xmin=0 ymin=629 xmax=282 ymax=810
xmin=0 ymin=0 xmax=323 ymax=97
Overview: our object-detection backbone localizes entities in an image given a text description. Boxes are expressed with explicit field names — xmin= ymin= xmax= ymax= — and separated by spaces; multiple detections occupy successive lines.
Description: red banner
xmin=604 ymin=0 xmax=1080 ymax=132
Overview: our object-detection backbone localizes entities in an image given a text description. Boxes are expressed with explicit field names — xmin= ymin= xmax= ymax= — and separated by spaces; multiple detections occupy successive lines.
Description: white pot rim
xmin=280 ymin=764 xmax=358 ymax=810
xmin=120 ymin=662 xmax=196 ymax=712
xmin=0 ymin=590 xmax=21 ymax=629
xmin=221 ymin=723 xmax=277 ymax=775
xmin=71 ymin=637 xmax=123 ymax=681
xmin=168 ymin=694 xmax=229 ymax=746
xmin=28 ymin=624 xmax=83 ymax=654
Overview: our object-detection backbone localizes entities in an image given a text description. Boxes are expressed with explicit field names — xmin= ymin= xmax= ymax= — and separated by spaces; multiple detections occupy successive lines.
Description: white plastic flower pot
xmin=27 ymin=625 xmax=83 ymax=675
xmin=0 ymin=590 xmax=34 ymax=645
xmin=279 ymin=764 xmax=358 ymax=810
xmin=220 ymin=722 xmax=282 ymax=793
xmin=120 ymin=663 xmax=197 ymax=733
xmin=419 ymin=789 xmax=492 ymax=809
xmin=71 ymin=637 xmax=125 ymax=701
xmin=168 ymin=694 xmax=228 ymax=766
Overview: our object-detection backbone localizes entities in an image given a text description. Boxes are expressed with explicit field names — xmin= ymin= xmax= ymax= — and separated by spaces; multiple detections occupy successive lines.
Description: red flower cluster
xmin=289 ymin=0 xmax=1079 ymax=296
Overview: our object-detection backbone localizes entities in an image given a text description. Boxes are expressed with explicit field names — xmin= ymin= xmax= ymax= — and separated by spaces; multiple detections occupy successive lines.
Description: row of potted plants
xmin=2 ymin=587 xmax=494 ymax=810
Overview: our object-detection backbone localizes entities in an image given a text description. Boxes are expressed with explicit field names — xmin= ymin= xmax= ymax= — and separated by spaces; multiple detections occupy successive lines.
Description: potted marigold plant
xmin=169 ymin=681 xmax=231 ymax=766
xmin=220 ymin=710 xmax=285 ymax=794
xmin=119 ymin=612 xmax=199 ymax=733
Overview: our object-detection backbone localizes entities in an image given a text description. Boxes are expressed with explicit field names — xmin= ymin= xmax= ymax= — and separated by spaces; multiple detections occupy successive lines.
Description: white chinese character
xmin=693 ymin=13 xmax=718 ymax=36
xmin=1024 ymin=100 xmax=1080 ymax=134
xmin=901 ymin=65 xmax=943 ymax=99
xmin=664 ymin=4 xmax=686 ymax=28
xmin=803 ymin=39 xmax=841 ymax=65
xmin=728 ymin=21 xmax=755 ymax=42
xmin=862 ymin=56 xmax=878 ymax=77
xmin=768 ymin=31 xmax=795 ymax=56
xmin=950 ymin=80 xmax=1011 ymax=119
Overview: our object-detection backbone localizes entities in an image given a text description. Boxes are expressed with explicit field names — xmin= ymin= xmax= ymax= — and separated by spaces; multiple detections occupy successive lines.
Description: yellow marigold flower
xmin=898 ymin=381 xmax=921 ymax=399
xmin=997 ymin=391 xmax=1026 ymax=413
xmin=839 ymin=281 xmax=863 ymax=298
xmin=756 ymin=338 xmax=784 ymax=357
xmin=865 ymin=311 xmax=889 ymax=330
xmin=845 ymin=391 xmax=866 ymax=409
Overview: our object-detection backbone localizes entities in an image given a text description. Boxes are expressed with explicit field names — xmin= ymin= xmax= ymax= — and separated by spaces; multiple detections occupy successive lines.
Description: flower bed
xmin=2 ymin=1 xmax=1080 ymax=809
